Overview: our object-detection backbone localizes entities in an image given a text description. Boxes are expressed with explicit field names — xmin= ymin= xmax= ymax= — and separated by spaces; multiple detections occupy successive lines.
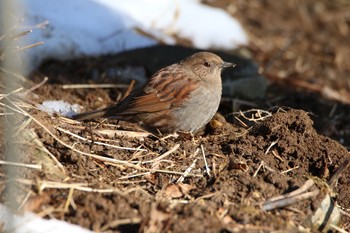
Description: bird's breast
xmin=171 ymin=82 xmax=222 ymax=132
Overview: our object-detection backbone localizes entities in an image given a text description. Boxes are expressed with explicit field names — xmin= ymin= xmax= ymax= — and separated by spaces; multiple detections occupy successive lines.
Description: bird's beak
xmin=221 ymin=62 xmax=236 ymax=69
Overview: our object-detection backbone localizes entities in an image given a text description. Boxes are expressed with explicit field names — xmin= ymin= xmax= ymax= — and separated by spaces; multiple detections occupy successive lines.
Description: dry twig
xmin=177 ymin=149 xmax=200 ymax=183
xmin=201 ymin=145 xmax=211 ymax=177
xmin=262 ymin=179 xmax=318 ymax=211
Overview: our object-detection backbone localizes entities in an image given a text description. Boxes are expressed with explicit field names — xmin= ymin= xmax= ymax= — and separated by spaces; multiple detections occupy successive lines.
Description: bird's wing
xmin=110 ymin=66 xmax=200 ymax=115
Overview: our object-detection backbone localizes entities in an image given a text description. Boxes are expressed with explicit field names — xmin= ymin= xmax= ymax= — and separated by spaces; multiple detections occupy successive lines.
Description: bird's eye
xmin=203 ymin=61 xmax=211 ymax=67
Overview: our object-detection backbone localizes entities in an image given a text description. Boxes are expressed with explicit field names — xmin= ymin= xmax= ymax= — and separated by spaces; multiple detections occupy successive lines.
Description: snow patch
xmin=38 ymin=100 xmax=80 ymax=117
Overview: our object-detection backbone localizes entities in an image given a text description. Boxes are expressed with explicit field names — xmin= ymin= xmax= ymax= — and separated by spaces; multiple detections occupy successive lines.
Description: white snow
xmin=101 ymin=0 xmax=248 ymax=49
xmin=37 ymin=100 xmax=80 ymax=117
xmin=17 ymin=0 xmax=248 ymax=72
xmin=19 ymin=0 xmax=157 ymax=71
xmin=0 ymin=204 xmax=93 ymax=233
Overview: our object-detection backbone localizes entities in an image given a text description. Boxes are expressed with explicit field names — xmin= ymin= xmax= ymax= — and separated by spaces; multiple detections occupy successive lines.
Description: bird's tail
xmin=71 ymin=108 xmax=108 ymax=121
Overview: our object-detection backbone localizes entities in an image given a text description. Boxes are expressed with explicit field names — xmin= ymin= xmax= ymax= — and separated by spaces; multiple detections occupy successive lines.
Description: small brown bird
xmin=72 ymin=52 xmax=236 ymax=133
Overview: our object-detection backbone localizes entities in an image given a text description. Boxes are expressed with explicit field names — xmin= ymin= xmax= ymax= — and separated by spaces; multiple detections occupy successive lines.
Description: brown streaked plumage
xmin=72 ymin=52 xmax=236 ymax=133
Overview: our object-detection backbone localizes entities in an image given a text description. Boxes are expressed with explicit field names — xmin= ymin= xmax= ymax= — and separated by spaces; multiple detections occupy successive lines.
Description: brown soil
xmin=1 ymin=0 xmax=350 ymax=233
xmin=1 ymin=68 xmax=349 ymax=232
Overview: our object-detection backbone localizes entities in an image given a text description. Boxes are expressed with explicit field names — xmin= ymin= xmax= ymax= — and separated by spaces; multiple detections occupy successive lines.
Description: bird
xmin=72 ymin=52 xmax=236 ymax=133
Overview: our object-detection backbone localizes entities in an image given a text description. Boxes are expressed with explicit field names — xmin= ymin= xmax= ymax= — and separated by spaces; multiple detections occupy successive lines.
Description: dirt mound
xmin=1 ymin=76 xmax=348 ymax=232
